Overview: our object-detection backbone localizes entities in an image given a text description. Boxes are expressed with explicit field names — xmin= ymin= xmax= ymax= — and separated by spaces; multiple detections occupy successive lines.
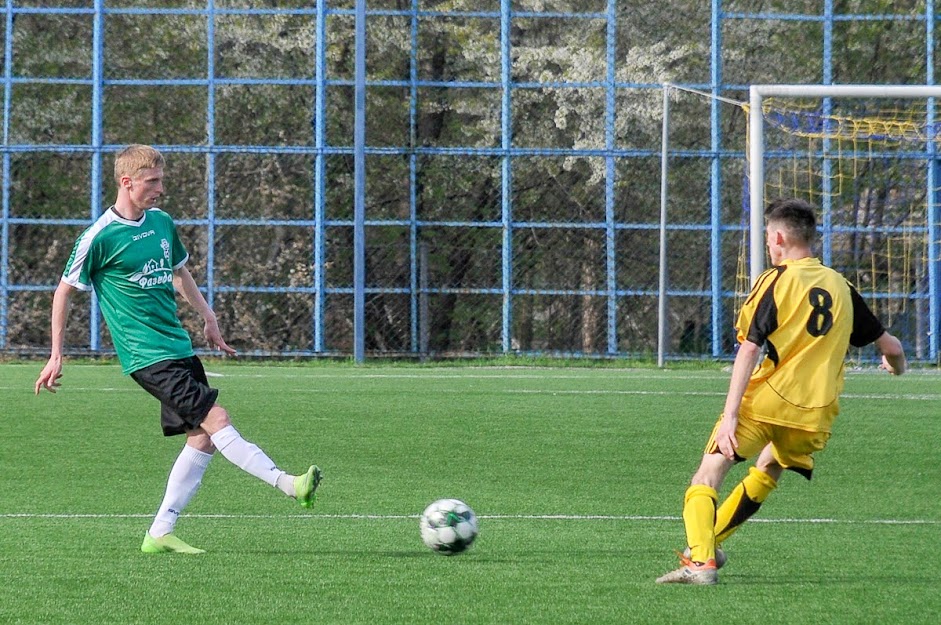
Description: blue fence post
xmin=90 ymin=0 xmax=105 ymax=351
xmin=927 ymin=0 xmax=939 ymax=361
xmin=820 ymin=0 xmax=834 ymax=267
xmin=353 ymin=0 xmax=367 ymax=362
xmin=500 ymin=0 xmax=513 ymax=354
xmin=314 ymin=0 xmax=327 ymax=353
xmin=604 ymin=0 xmax=617 ymax=355
xmin=710 ymin=0 xmax=723 ymax=357
xmin=206 ymin=0 xmax=217 ymax=310
xmin=409 ymin=0 xmax=420 ymax=354
xmin=0 ymin=0 xmax=13 ymax=352
xmin=0 ymin=0 xmax=12 ymax=351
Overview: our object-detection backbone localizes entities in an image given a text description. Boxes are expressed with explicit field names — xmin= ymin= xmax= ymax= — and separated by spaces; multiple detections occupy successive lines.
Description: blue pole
xmin=409 ymin=0 xmax=419 ymax=354
xmin=710 ymin=0 xmax=722 ymax=356
xmin=930 ymin=150 xmax=940 ymax=362
xmin=353 ymin=0 xmax=367 ymax=362
xmin=500 ymin=0 xmax=513 ymax=353
xmin=90 ymin=0 xmax=104 ymax=351
xmin=314 ymin=0 xmax=327 ymax=352
xmin=605 ymin=0 xmax=617 ymax=355
xmin=206 ymin=0 xmax=217 ymax=310
xmin=927 ymin=0 xmax=939 ymax=361
xmin=0 ymin=0 xmax=11 ymax=351
xmin=820 ymin=0 xmax=833 ymax=267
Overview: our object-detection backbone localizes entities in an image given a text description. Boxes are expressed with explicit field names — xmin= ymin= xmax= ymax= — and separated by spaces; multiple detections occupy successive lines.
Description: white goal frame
xmin=748 ymin=84 xmax=941 ymax=280
xmin=748 ymin=85 xmax=941 ymax=359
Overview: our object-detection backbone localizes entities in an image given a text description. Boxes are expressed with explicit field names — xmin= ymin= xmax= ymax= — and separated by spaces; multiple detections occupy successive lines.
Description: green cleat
xmin=141 ymin=533 xmax=205 ymax=554
xmin=295 ymin=465 xmax=323 ymax=508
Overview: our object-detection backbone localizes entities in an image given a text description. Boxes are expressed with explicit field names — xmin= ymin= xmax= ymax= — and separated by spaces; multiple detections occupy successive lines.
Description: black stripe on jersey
xmin=743 ymin=267 xmax=780 ymax=308
xmin=848 ymin=283 xmax=886 ymax=348
xmin=745 ymin=266 xmax=786 ymax=348
xmin=765 ymin=339 xmax=780 ymax=367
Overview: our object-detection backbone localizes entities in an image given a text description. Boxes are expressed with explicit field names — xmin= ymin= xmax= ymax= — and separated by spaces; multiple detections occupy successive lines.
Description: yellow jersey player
xmin=656 ymin=197 xmax=906 ymax=585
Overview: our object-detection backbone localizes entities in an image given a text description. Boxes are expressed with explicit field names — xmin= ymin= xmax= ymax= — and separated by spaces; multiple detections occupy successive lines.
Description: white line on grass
xmin=504 ymin=389 xmax=941 ymax=401
xmin=5 ymin=386 xmax=940 ymax=402
xmin=198 ymin=369 xmax=941 ymax=380
xmin=204 ymin=371 xmax=734 ymax=381
xmin=0 ymin=512 xmax=935 ymax=525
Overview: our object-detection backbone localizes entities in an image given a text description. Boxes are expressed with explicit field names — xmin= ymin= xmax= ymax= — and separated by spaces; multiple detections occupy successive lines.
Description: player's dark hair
xmin=764 ymin=198 xmax=817 ymax=245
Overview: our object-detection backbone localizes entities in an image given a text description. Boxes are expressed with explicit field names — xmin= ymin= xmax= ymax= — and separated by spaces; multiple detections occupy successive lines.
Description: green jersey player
xmin=35 ymin=144 xmax=322 ymax=554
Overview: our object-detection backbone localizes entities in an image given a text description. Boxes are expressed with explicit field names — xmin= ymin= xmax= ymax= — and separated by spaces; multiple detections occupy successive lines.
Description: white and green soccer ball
xmin=419 ymin=498 xmax=478 ymax=555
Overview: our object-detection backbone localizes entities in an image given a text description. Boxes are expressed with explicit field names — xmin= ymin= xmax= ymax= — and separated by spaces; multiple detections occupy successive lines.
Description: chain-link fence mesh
xmin=2 ymin=2 xmax=937 ymax=361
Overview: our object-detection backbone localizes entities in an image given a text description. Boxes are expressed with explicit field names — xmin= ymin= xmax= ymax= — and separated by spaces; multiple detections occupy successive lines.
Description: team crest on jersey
xmin=128 ymin=258 xmax=173 ymax=288
xmin=161 ymin=238 xmax=171 ymax=262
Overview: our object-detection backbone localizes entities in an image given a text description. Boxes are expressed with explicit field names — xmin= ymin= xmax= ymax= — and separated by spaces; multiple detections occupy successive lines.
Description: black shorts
xmin=130 ymin=356 xmax=220 ymax=436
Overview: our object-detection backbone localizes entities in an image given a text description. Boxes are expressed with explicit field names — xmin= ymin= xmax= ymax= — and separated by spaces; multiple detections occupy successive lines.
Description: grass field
xmin=1 ymin=361 xmax=939 ymax=624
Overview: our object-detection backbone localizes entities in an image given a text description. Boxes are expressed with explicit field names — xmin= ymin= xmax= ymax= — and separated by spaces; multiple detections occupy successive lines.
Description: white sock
xmin=149 ymin=445 xmax=213 ymax=538
xmin=209 ymin=425 xmax=285 ymax=487
xmin=276 ymin=472 xmax=297 ymax=497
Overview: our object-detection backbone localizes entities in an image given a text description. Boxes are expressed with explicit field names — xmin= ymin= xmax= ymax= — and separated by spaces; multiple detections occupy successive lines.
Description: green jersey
xmin=62 ymin=207 xmax=194 ymax=374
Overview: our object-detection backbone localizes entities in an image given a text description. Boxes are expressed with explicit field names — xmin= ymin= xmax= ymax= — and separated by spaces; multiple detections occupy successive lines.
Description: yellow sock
xmin=715 ymin=467 xmax=777 ymax=544
xmin=683 ymin=484 xmax=718 ymax=563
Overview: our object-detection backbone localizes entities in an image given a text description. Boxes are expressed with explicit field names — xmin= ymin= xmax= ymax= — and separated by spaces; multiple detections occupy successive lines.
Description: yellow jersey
xmin=736 ymin=257 xmax=884 ymax=433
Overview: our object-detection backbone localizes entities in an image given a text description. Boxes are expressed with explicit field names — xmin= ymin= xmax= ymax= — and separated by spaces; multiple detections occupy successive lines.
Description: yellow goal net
xmin=748 ymin=86 xmax=941 ymax=360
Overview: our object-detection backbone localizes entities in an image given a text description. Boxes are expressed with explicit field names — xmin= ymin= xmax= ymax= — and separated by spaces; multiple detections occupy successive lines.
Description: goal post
xmin=748 ymin=84 xmax=941 ymax=360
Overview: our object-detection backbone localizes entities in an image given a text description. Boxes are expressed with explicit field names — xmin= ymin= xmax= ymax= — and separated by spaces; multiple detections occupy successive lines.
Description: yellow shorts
xmin=704 ymin=412 xmax=831 ymax=478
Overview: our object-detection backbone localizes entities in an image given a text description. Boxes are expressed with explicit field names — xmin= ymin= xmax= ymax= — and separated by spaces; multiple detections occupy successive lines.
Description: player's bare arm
xmin=715 ymin=339 xmax=763 ymax=460
xmin=172 ymin=265 xmax=236 ymax=355
xmin=35 ymin=280 xmax=77 ymax=394
xmin=875 ymin=332 xmax=906 ymax=375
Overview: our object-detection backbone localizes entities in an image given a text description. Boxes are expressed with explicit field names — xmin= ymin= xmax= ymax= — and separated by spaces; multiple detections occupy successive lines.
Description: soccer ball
xmin=419 ymin=498 xmax=479 ymax=555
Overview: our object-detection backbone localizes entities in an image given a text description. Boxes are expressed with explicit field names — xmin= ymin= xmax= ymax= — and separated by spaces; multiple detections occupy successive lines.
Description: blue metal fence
xmin=1 ymin=1 xmax=938 ymax=360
